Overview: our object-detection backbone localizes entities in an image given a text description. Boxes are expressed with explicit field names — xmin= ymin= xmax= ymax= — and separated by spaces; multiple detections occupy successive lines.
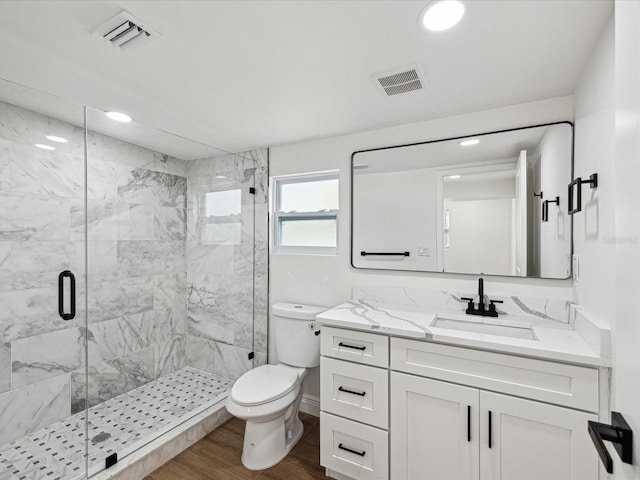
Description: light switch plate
xmin=572 ymin=254 xmax=579 ymax=281
xmin=418 ymin=245 xmax=430 ymax=256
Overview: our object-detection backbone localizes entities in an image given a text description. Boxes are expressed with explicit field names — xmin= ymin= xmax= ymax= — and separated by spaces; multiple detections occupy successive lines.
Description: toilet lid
xmin=231 ymin=364 xmax=302 ymax=407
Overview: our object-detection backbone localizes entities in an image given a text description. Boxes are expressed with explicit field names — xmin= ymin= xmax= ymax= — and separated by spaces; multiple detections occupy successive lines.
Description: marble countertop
xmin=316 ymin=299 xmax=610 ymax=367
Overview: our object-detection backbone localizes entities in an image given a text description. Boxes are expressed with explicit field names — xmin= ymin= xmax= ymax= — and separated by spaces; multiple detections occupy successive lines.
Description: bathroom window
xmin=272 ymin=172 xmax=339 ymax=254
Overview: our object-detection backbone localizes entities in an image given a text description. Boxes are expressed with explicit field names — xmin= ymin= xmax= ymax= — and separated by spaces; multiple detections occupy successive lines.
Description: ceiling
xmin=0 ymin=1 xmax=612 ymax=158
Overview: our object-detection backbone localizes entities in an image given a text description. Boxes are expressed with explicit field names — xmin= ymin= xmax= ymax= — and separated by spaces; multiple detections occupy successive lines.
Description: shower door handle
xmin=58 ymin=270 xmax=76 ymax=320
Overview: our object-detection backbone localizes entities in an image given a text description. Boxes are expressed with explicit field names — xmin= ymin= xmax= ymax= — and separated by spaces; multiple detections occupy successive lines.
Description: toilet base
xmin=241 ymin=414 xmax=304 ymax=470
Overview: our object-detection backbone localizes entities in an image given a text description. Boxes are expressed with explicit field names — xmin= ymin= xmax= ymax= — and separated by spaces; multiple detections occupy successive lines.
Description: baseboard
xmin=299 ymin=395 xmax=320 ymax=417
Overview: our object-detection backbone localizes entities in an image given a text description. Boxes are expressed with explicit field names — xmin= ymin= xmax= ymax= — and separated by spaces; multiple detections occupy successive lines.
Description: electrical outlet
xmin=418 ymin=245 xmax=431 ymax=256
xmin=572 ymin=254 xmax=580 ymax=281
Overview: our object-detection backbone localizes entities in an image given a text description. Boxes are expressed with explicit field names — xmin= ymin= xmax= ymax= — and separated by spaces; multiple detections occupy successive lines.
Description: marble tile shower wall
xmin=0 ymin=101 xmax=188 ymax=445
xmin=185 ymin=149 xmax=268 ymax=381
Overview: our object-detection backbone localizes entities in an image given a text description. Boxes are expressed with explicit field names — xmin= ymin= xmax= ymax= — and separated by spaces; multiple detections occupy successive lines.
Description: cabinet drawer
xmin=391 ymin=338 xmax=598 ymax=412
xmin=321 ymin=356 xmax=389 ymax=429
xmin=321 ymin=326 xmax=389 ymax=368
xmin=320 ymin=412 xmax=388 ymax=480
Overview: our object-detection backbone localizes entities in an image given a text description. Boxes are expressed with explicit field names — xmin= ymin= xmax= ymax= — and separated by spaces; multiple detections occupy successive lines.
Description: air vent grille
xmin=373 ymin=65 xmax=425 ymax=97
xmin=93 ymin=10 xmax=162 ymax=52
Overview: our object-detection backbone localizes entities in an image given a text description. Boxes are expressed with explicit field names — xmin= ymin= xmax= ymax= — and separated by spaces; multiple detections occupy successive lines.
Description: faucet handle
xmin=461 ymin=297 xmax=475 ymax=306
xmin=489 ymin=299 xmax=503 ymax=313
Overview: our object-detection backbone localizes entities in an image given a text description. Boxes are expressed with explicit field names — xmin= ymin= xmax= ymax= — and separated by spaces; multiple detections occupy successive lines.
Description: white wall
xmin=572 ymin=17 xmax=615 ymax=326
xmin=270 ymin=96 xmax=575 ymax=401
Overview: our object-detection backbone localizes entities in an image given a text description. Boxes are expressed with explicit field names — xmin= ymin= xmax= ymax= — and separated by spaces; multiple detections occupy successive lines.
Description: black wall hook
xmin=533 ymin=191 xmax=544 ymax=199
xmin=542 ymin=196 xmax=560 ymax=222
xmin=568 ymin=173 xmax=598 ymax=215
xmin=588 ymin=411 xmax=633 ymax=474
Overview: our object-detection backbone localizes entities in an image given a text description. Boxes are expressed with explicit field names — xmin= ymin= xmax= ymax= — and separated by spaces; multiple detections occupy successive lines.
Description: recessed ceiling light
xmin=35 ymin=144 xmax=56 ymax=151
xmin=448 ymin=174 xmax=462 ymax=179
xmin=105 ymin=111 xmax=133 ymax=123
xmin=216 ymin=175 xmax=227 ymax=179
xmin=45 ymin=135 xmax=68 ymax=143
xmin=459 ymin=138 xmax=479 ymax=146
xmin=419 ymin=0 xmax=465 ymax=32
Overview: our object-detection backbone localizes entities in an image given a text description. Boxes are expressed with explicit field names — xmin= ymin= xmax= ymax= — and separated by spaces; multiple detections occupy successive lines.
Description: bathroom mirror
xmin=351 ymin=122 xmax=573 ymax=279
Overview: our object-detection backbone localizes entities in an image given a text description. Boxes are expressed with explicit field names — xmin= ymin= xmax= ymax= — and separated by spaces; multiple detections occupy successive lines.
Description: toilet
xmin=226 ymin=302 xmax=326 ymax=470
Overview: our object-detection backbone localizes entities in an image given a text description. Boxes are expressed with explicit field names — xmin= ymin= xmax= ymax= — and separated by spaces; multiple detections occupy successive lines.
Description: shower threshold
xmin=0 ymin=367 xmax=231 ymax=480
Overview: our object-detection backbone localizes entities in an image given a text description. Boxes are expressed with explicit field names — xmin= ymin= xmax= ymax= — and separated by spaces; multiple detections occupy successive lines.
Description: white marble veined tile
xmin=8 ymin=241 xmax=84 ymax=290
xmin=72 ymin=198 xmax=129 ymax=242
xmin=186 ymin=335 xmax=216 ymax=374
xmin=154 ymin=153 xmax=186 ymax=177
xmin=0 ymin=192 xmax=69 ymax=241
xmin=86 ymin=241 xmax=119 ymax=285
xmin=117 ymin=169 xmax=186 ymax=209
xmin=129 ymin=203 xmax=155 ymax=241
xmin=186 ymin=243 xmax=235 ymax=277
xmin=0 ymin=343 xmax=9 ymax=394
xmin=154 ymin=206 xmax=186 ymax=241
xmin=0 ymin=242 xmax=9 ymax=293
xmin=153 ymin=272 xmax=186 ymax=310
xmin=232 ymin=310 xmax=256 ymax=351
xmin=0 ymin=100 xmax=85 ymax=157
xmin=0 ymin=139 xmax=10 ymax=192
xmin=155 ymin=335 xmax=187 ymax=378
xmin=154 ymin=305 xmax=187 ymax=345
xmin=10 ymin=142 xmax=84 ymax=198
xmin=212 ymin=342 xmax=252 ymax=381
xmin=117 ymin=240 xmax=184 ymax=277
xmin=86 ymin=130 xmax=155 ymax=170
xmin=72 ymin=346 xmax=156 ymax=411
xmin=187 ymin=306 xmax=235 ymax=345
xmin=0 ymin=373 xmax=71 ymax=445
xmin=352 ymin=286 xmax=572 ymax=324
xmin=11 ymin=327 xmax=85 ymax=388
xmin=0 ymin=287 xmax=53 ymax=342
xmin=87 ymin=276 xmax=154 ymax=323
xmin=187 ymin=272 xmax=254 ymax=312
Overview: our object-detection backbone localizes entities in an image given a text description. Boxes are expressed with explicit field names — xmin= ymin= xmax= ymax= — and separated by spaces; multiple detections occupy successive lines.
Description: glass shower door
xmin=0 ymin=79 xmax=88 ymax=479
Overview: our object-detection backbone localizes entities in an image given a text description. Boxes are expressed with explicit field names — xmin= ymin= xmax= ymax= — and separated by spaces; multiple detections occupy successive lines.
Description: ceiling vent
xmin=93 ymin=10 xmax=162 ymax=52
xmin=373 ymin=64 xmax=426 ymax=96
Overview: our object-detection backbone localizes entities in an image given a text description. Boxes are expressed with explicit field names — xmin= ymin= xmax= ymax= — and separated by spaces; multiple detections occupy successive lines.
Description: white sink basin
xmin=431 ymin=314 xmax=538 ymax=341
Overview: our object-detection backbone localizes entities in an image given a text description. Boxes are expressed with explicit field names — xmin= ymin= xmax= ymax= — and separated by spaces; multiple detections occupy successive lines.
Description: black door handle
xmin=588 ymin=411 xmax=633 ymax=474
xmin=467 ymin=405 xmax=471 ymax=442
xmin=58 ymin=270 xmax=76 ymax=320
xmin=338 ymin=443 xmax=366 ymax=457
xmin=488 ymin=410 xmax=492 ymax=448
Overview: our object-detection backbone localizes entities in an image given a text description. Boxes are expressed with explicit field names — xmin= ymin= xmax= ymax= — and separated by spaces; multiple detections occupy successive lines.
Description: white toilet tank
xmin=272 ymin=303 xmax=326 ymax=368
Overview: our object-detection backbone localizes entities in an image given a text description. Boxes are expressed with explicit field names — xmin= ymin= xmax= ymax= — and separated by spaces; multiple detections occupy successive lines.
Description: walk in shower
xmin=0 ymin=78 xmax=268 ymax=479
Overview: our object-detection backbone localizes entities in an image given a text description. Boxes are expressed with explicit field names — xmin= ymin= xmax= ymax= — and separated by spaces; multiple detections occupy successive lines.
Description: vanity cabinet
xmin=320 ymin=327 xmax=390 ymax=480
xmin=319 ymin=327 xmax=603 ymax=480
xmin=391 ymin=372 xmax=598 ymax=480
xmin=390 ymin=338 xmax=600 ymax=480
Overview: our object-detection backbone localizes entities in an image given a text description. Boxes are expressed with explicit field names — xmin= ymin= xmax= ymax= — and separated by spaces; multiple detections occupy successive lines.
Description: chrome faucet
xmin=461 ymin=277 xmax=503 ymax=317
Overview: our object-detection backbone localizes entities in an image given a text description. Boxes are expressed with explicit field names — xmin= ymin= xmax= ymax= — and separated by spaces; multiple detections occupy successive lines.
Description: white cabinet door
xmin=391 ymin=372 xmax=480 ymax=480
xmin=479 ymin=391 xmax=598 ymax=480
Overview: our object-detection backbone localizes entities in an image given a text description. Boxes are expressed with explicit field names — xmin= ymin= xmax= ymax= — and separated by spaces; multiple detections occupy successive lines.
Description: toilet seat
xmin=230 ymin=364 xmax=304 ymax=407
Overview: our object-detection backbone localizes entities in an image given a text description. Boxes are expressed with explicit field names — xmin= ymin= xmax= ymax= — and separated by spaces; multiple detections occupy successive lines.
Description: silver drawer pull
xmin=338 ymin=386 xmax=366 ymax=397
xmin=338 ymin=342 xmax=366 ymax=351
xmin=338 ymin=443 xmax=366 ymax=457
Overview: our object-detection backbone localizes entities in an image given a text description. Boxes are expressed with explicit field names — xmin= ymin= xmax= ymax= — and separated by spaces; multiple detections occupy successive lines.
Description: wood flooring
xmin=146 ymin=413 xmax=326 ymax=480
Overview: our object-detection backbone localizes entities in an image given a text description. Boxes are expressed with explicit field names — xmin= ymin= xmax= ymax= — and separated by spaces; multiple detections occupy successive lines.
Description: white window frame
xmin=271 ymin=171 xmax=339 ymax=255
